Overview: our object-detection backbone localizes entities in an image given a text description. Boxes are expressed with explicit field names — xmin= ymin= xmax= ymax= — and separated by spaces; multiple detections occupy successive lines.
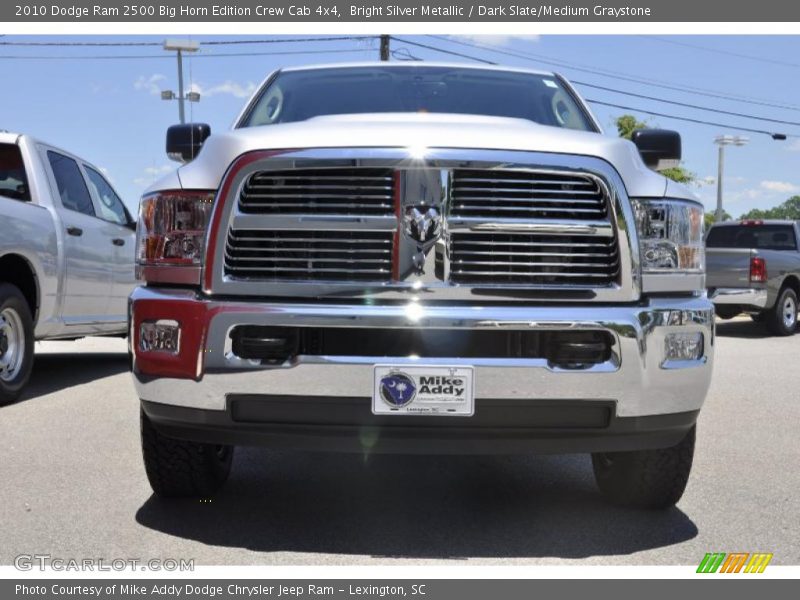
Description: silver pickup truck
xmin=130 ymin=63 xmax=713 ymax=509
xmin=0 ymin=132 xmax=137 ymax=404
xmin=707 ymin=220 xmax=800 ymax=335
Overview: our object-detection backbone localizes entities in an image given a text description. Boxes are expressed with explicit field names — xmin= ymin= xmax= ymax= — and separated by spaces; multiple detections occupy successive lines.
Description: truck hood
xmin=163 ymin=113 xmax=695 ymax=200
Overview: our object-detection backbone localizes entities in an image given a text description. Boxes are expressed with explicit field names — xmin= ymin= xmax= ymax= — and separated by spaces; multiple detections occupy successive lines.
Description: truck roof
xmin=0 ymin=131 xmax=110 ymax=181
xmin=280 ymin=61 xmax=556 ymax=78
xmin=711 ymin=220 xmax=799 ymax=227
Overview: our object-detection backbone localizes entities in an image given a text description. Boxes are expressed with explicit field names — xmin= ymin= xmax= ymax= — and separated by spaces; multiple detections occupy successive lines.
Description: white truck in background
xmin=0 ymin=131 xmax=137 ymax=404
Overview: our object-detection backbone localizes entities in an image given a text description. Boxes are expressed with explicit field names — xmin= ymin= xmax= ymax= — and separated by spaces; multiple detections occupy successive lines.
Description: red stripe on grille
xmin=391 ymin=170 xmax=402 ymax=281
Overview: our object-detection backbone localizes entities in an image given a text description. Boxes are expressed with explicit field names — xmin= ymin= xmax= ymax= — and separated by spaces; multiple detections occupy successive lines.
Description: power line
xmin=641 ymin=36 xmax=800 ymax=69
xmin=573 ymin=81 xmax=800 ymax=128
xmin=586 ymin=99 xmax=799 ymax=138
xmin=391 ymin=36 xmax=798 ymax=137
xmin=0 ymin=48 xmax=370 ymax=60
xmin=426 ymin=35 xmax=800 ymax=113
xmin=390 ymin=36 xmax=495 ymax=64
xmin=0 ymin=36 xmax=376 ymax=47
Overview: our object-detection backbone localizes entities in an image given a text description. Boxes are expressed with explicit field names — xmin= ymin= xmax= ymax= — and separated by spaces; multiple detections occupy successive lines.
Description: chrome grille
xmin=239 ymin=167 xmax=395 ymax=216
xmin=224 ymin=229 xmax=393 ymax=281
xmin=213 ymin=149 xmax=634 ymax=302
xmin=450 ymin=169 xmax=607 ymax=220
xmin=450 ymin=232 xmax=620 ymax=286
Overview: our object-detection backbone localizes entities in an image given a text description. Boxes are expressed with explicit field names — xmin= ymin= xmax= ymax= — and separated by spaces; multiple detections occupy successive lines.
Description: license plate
xmin=372 ymin=365 xmax=474 ymax=416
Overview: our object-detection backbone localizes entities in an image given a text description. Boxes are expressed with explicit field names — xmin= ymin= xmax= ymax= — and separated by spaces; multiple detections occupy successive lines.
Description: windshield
xmin=239 ymin=66 xmax=595 ymax=131
xmin=706 ymin=224 xmax=798 ymax=250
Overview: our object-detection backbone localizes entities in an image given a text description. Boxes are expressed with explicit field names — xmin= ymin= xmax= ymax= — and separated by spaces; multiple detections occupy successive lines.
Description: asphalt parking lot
xmin=1 ymin=316 xmax=798 ymax=566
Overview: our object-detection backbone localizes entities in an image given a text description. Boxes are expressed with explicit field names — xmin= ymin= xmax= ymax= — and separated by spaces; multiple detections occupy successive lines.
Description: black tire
xmin=140 ymin=409 xmax=234 ymax=498
xmin=766 ymin=287 xmax=798 ymax=336
xmin=591 ymin=425 xmax=695 ymax=509
xmin=0 ymin=283 xmax=35 ymax=406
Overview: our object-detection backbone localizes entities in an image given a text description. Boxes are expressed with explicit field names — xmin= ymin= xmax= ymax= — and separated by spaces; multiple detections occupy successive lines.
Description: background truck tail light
xmin=136 ymin=190 xmax=216 ymax=284
xmin=750 ymin=256 xmax=767 ymax=283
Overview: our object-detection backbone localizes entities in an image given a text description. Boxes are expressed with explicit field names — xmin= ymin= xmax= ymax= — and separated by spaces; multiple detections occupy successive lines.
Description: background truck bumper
xmin=131 ymin=288 xmax=714 ymax=454
xmin=710 ymin=287 xmax=768 ymax=308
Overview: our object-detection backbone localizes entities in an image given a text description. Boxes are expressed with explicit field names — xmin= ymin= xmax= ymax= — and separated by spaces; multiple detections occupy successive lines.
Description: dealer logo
xmin=379 ymin=372 xmax=417 ymax=408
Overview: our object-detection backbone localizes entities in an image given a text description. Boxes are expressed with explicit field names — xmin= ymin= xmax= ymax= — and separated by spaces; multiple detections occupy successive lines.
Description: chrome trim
xmin=133 ymin=288 xmax=712 ymax=417
xmin=204 ymin=148 xmax=641 ymax=303
xmin=642 ymin=273 xmax=706 ymax=294
xmin=710 ymin=287 xmax=768 ymax=308
xmin=467 ymin=222 xmax=612 ymax=236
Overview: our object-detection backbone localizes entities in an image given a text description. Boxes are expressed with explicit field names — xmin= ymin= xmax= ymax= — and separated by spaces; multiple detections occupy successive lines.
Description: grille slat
xmin=241 ymin=203 xmax=394 ymax=210
xmin=450 ymin=169 xmax=606 ymax=221
xmin=454 ymin=260 xmax=619 ymax=268
xmin=450 ymin=195 xmax=603 ymax=205
xmin=245 ymin=185 xmax=393 ymax=192
xmin=453 ymin=187 xmax=602 ymax=197
xmin=457 ymin=251 xmax=614 ymax=258
xmin=241 ymin=194 xmax=393 ymax=199
xmin=239 ymin=167 xmax=396 ymax=216
xmin=224 ymin=229 xmax=393 ymax=282
xmin=455 ymin=177 xmax=596 ymax=187
xmin=454 ymin=206 xmax=606 ymax=216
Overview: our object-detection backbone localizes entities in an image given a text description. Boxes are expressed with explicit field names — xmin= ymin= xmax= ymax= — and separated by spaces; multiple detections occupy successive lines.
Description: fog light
xmin=139 ymin=320 xmax=181 ymax=354
xmin=664 ymin=332 xmax=703 ymax=361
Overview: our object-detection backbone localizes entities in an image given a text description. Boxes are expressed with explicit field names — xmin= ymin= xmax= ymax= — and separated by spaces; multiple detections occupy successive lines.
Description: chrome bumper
xmin=131 ymin=288 xmax=714 ymax=419
xmin=710 ymin=287 xmax=768 ymax=308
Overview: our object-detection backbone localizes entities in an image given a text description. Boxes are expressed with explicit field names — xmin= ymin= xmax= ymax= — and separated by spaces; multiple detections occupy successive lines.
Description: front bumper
xmin=131 ymin=288 xmax=714 ymax=453
xmin=710 ymin=287 xmax=768 ymax=309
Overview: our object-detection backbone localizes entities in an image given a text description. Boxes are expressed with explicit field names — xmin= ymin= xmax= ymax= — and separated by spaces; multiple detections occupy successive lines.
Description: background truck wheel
xmin=140 ymin=409 xmax=234 ymax=498
xmin=0 ymin=283 xmax=35 ymax=406
xmin=766 ymin=287 xmax=798 ymax=336
xmin=591 ymin=425 xmax=695 ymax=509
xmin=714 ymin=306 xmax=740 ymax=320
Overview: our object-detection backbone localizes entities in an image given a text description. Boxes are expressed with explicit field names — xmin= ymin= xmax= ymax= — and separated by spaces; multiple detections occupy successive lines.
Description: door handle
xmin=66 ymin=226 xmax=83 ymax=237
xmin=112 ymin=238 xmax=125 ymax=246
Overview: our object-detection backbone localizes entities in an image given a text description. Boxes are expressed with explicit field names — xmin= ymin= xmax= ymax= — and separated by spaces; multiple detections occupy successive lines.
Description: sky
xmin=1 ymin=34 xmax=799 ymax=217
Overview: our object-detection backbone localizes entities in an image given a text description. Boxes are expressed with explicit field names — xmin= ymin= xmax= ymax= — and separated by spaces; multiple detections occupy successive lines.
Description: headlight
xmin=632 ymin=199 xmax=704 ymax=273
xmin=135 ymin=190 xmax=216 ymax=285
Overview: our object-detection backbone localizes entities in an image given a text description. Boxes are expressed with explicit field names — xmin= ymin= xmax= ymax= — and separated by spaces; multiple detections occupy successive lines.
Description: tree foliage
xmin=614 ymin=115 xmax=697 ymax=185
xmin=739 ymin=196 xmax=800 ymax=220
xmin=704 ymin=210 xmax=731 ymax=229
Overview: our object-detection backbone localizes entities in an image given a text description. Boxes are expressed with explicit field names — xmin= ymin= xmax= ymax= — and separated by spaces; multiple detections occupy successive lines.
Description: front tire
xmin=0 ymin=283 xmax=35 ymax=406
xmin=140 ymin=409 xmax=234 ymax=498
xmin=592 ymin=425 xmax=695 ymax=509
xmin=766 ymin=287 xmax=798 ymax=336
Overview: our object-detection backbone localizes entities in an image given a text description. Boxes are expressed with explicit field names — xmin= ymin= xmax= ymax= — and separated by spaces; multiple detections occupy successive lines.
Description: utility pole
xmin=380 ymin=35 xmax=390 ymax=61
xmin=163 ymin=39 xmax=200 ymax=124
xmin=176 ymin=49 xmax=186 ymax=123
xmin=713 ymin=135 xmax=749 ymax=223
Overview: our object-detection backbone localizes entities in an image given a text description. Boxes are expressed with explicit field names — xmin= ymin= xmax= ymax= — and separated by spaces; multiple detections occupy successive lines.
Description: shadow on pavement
xmin=12 ymin=351 xmax=129 ymax=404
xmin=136 ymin=449 xmax=698 ymax=560
xmin=715 ymin=319 xmax=775 ymax=339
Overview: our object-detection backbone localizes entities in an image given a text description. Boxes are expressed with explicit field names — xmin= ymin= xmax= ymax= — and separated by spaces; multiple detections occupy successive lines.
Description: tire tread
xmin=140 ymin=410 xmax=233 ymax=498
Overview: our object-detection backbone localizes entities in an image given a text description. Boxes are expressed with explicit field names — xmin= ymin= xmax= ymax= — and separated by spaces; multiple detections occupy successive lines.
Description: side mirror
xmin=166 ymin=123 xmax=211 ymax=163
xmin=631 ymin=129 xmax=681 ymax=171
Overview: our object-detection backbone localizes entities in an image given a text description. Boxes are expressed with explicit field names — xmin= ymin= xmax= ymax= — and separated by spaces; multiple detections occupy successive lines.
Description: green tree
xmin=704 ymin=210 xmax=731 ymax=229
xmin=740 ymin=195 xmax=800 ymax=220
xmin=615 ymin=115 xmax=697 ymax=185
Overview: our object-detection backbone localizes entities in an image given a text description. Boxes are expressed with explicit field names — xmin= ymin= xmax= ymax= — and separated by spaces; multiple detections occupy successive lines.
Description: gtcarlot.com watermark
xmin=14 ymin=554 xmax=194 ymax=572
